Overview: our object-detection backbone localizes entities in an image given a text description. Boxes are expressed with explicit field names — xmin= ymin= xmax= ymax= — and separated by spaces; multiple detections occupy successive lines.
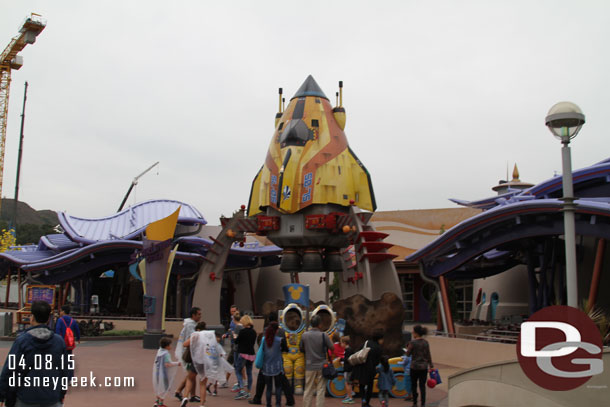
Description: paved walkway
xmin=0 ymin=339 xmax=449 ymax=406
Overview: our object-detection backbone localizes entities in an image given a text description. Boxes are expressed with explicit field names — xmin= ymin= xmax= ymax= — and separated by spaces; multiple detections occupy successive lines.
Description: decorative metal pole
xmin=545 ymin=102 xmax=585 ymax=308
xmin=561 ymin=132 xmax=578 ymax=308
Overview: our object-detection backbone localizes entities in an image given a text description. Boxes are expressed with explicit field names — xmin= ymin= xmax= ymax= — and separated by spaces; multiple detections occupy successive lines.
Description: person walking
xmin=175 ymin=307 xmax=202 ymax=403
xmin=227 ymin=311 xmax=245 ymax=392
xmin=234 ymin=315 xmax=257 ymax=400
xmin=55 ymin=304 xmax=81 ymax=353
xmin=300 ymin=315 xmax=334 ymax=407
xmin=406 ymin=325 xmax=433 ymax=407
xmin=261 ymin=321 xmax=287 ymax=407
xmin=249 ymin=312 xmax=294 ymax=406
xmin=376 ymin=356 xmax=395 ymax=407
xmin=351 ymin=331 xmax=383 ymax=407
xmin=341 ymin=336 xmax=355 ymax=404
xmin=180 ymin=321 xmax=210 ymax=407
xmin=0 ymin=300 xmax=72 ymax=407
xmin=153 ymin=337 xmax=181 ymax=407
xmin=225 ymin=305 xmax=240 ymax=390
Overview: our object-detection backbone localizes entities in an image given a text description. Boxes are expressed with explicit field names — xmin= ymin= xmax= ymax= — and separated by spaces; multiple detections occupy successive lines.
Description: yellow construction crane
xmin=0 ymin=13 xmax=46 ymax=213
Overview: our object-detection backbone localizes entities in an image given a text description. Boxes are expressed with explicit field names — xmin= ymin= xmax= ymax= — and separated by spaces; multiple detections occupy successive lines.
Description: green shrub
xmin=101 ymin=330 xmax=144 ymax=336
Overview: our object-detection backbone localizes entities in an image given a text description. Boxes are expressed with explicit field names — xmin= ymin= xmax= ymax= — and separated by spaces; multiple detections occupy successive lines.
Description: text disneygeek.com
xmin=9 ymin=371 xmax=135 ymax=391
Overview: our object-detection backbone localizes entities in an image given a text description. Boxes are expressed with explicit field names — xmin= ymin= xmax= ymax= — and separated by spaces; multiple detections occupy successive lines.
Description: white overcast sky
xmin=1 ymin=1 xmax=609 ymax=224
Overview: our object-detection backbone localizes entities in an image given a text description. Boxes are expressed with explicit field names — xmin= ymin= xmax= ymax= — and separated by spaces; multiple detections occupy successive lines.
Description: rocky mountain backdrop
xmin=0 ymin=198 xmax=57 ymax=245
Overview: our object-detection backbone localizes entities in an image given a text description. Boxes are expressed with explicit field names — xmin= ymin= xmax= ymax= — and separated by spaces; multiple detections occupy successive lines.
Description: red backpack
xmin=61 ymin=317 xmax=76 ymax=350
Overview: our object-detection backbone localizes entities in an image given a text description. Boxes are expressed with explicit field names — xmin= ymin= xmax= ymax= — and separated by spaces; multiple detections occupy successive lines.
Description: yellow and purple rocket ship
xmin=247 ymin=75 xmax=376 ymax=272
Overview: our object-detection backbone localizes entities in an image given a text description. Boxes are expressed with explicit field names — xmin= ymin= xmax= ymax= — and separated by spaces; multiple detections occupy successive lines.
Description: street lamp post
xmin=545 ymin=102 xmax=585 ymax=308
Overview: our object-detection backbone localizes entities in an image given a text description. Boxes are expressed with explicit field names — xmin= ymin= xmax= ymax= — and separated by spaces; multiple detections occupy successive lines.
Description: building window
xmin=399 ymin=274 xmax=415 ymax=321
xmin=453 ymin=280 xmax=473 ymax=322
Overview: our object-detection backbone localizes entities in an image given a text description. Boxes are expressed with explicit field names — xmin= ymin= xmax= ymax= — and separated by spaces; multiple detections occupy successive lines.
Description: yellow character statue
xmin=280 ymin=285 xmax=309 ymax=395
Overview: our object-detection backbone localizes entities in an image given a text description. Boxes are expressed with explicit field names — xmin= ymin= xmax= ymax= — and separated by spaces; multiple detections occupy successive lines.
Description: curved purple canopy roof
xmin=406 ymin=198 xmax=610 ymax=278
xmin=0 ymin=197 xmax=283 ymax=283
xmin=451 ymin=159 xmax=610 ymax=210
xmin=58 ymin=199 xmax=207 ymax=244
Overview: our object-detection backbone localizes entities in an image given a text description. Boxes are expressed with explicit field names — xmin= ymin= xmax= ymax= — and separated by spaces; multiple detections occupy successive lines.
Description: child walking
xmin=206 ymin=333 xmax=225 ymax=397
xmin=153 ymin=337 xmax=180 ymax=407
xmin=376 ymin=356 xmax=395 ymax=407
xmin=340 ymin=336 xmax=355 ymax=404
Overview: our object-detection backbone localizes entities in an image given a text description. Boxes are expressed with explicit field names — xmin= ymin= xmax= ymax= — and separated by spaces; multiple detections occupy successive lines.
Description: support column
xmin=436 ymin=303 xmax=443 ymax=332
xmin=63 ymin=283 xmax=70 ymax=307
xmin=324 ymin=271 xmax=330 ymax=304
xmin=5 ymin=268 xmax=11 ymax=308
xmin=438 ymin=275 xmax=455 ymax=336
xmin=588 ymin=239 xmax=606 ymax=310
xmin=526 ymin=251 xmax=538 ymax=314
xmin=247 ymin=269 xmax=257 ymax=315
xmin=176 ymin=275 xmax=182 ymax=318
xmin=17 ymin=270 xmax=22 ymax=309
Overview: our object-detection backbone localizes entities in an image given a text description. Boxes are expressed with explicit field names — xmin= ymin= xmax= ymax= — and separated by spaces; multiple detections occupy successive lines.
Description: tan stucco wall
xmin=370 ymin=208 xmax=481 ymax=257
xmin=448 ymin=350 xmax=610 ymax=407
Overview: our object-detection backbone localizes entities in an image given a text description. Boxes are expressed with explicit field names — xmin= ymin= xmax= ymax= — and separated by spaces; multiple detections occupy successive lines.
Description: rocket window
xmin=311 ymin=119 xmax=319 ymax=127
xmin=292 ymin=99 xmax=306 ymax=120
xmin=278 ymin=122 xmax=284 ymax=130
xmin=280 ymin=119 xmax=313 ymax=147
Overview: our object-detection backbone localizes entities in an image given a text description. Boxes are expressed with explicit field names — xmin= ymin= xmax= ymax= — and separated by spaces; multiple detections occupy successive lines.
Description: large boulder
xmin=333 ymin=292 xmax=405 ymax=357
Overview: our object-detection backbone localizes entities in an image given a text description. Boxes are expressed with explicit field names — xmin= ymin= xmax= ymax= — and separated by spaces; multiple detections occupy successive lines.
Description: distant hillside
xmin=0 ymin=198 xmax=57 ymax=226
xmin=0 ymin=199 xmax=57 ymax=245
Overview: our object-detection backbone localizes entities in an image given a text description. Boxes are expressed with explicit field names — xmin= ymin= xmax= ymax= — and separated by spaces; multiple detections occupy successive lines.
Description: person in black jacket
xmin=0 ymin=300 xmax=72 ymax=407
xmin=234 ymin=315 xmax=257 ymax=399
xmin=351 ymin=330 xmax=383 ymax=407
xmin=406 ymin=325 xmax=433 ymax=407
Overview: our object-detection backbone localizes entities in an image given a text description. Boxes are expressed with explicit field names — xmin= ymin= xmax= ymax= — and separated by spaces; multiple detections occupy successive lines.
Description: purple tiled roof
xmin=0 ymin=248 xmax=77 ymax=266
xmin=57 ymin=199 xmax=207 ymax=244
xmin=38 ymin=234 xmax=80 ymax=251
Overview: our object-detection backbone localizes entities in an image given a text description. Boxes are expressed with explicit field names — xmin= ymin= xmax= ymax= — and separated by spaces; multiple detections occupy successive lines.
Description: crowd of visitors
xmin=166 ymin=305 xmax=435 ymax=407
xmin=0 ymin=299 xmax=435 ymax=407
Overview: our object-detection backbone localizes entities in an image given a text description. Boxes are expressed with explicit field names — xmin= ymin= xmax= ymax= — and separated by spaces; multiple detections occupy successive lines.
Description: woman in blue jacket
xmin=261 ymin=321 xmax=288 ymax=407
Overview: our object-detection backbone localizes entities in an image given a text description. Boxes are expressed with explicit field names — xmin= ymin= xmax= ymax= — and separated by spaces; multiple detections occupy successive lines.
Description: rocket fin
xmin=247 ymin=165 xmax=265 ymax=216
xmin=347 ymin=147 xmax=377 ymax=212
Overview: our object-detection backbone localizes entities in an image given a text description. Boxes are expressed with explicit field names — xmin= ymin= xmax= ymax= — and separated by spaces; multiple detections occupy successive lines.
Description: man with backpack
xmin=0 ymin=300 xmax=72 ymax=406
xmin=55 ymin=304 xmax=81 ymax=353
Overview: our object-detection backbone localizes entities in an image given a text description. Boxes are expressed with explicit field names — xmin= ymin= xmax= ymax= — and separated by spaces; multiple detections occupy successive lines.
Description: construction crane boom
xmin=117 ymin=161 xmax=160 ymax=212
xmin=0 ymin=13 xmax=46 ymax=213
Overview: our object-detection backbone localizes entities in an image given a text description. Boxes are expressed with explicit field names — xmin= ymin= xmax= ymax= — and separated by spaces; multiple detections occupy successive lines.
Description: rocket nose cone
xmin=291 ymin=75 xmax=328 ymax=100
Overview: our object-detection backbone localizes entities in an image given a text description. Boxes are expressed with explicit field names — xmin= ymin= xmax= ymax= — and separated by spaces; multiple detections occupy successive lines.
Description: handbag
xmin=322 ymin=333 xmax=338 ymax=380
xmin=429 ymin=368 xmax=442 ymax=384
xmin=254 ymin=336 xmax=265 ymax=370
xmin=347 ymin=340 xmax=370 ymax=366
